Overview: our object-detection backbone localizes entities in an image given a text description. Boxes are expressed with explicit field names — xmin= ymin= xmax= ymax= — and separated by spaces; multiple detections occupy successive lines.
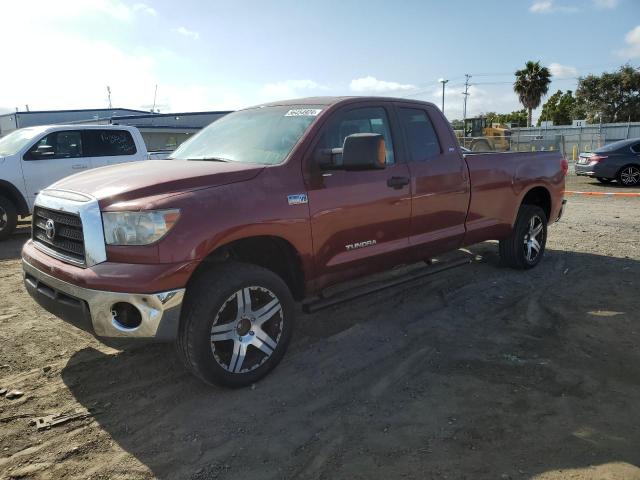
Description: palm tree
xmin=514 ymin=61 xmax=552 ymax=127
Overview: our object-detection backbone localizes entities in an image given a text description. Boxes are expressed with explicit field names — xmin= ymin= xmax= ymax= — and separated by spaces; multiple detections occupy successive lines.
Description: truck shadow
xmin=61 ymin=246 xmax=640 ymax=479
xmin=0 ymin=226 xmax=30 ymax=261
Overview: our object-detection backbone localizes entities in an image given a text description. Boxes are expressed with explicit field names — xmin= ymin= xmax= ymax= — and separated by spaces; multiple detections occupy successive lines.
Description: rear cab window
xmin=83 ymin=129 xmax=137 ymax=157
xmin=398 ymin=108 xmax=441 ymax=162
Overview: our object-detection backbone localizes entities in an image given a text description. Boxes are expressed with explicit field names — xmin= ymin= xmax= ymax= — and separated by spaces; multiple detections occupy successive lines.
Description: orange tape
xmin=564 ymin=190 xmax=640 ymax=197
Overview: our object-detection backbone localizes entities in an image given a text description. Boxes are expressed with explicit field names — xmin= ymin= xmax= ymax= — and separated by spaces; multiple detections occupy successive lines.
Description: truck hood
xmin=49 ymin=160 xmax=264 ymax=203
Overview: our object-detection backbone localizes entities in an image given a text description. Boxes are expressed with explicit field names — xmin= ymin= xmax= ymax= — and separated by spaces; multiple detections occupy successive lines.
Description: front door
xmin=305 ymin=105 xmax=412 ymax=289
xmin=396 ymin=105 xmax=470 ymax=257
xmin=21 ymin=130 xmax=90 ymax=207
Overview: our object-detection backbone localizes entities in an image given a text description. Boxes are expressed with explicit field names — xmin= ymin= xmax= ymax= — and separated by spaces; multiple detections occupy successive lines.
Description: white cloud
xmin=133 ymin=3 xmax=157 ymax=16
xmin=549 ymin=63 xmax=578 ymax=78
xmin=176 ymin=26 xmax=200 ymax=40
xmin=349 ymin=76 xmax=416 ymax=93
xmin=530 ymin=0 xmax=553 ymax=13
xmin=260 ymin=80 xmax=325 ymax=98
xmin=616 ymin=25 xmax=640 ymax=59
xmin=529 ymin=0 xmax=578 ymax=13
xmin=593 ymin=0 xmax=618 ymax=8
xmin=0 ymin=4 xmax=249 ymax=113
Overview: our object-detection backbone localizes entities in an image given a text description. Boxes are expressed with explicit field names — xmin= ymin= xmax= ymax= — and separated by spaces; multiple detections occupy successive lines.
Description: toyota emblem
xmin=45 ymin=219 xmax=56 ymax=240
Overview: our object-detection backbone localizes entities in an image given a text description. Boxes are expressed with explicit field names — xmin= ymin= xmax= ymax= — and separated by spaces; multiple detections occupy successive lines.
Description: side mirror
xmin=341 ymin=133 xmax=386 ymax=170
xmin=29 ymin=145 xmax=55 ymax=159
xmin=317 ymin=133 xmax=387 ymax=171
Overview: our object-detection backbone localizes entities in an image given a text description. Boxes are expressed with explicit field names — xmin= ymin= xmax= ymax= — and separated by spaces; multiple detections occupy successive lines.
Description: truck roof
xmin=250 ymin=96 xmax=436 ymax=109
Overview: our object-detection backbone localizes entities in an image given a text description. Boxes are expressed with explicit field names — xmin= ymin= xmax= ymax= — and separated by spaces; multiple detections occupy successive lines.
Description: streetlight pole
xmin=438 ymin=78 xmax=449 ymax=114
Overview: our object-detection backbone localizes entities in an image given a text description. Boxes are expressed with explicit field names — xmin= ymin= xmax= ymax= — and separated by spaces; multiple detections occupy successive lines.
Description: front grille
xmin=32 ymin=207 xmax=86 ymax=265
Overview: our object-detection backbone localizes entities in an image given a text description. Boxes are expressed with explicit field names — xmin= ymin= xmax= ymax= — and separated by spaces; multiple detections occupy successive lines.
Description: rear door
xmin=305 ymin=104 xmax=412 ymax=287
xmin=83 ymin=129 xmax=140 ymax=168
xmin=21 ymin=130 xmax=89 ymax=206
xmin=396 ymin=104 xmax=470 ymax=256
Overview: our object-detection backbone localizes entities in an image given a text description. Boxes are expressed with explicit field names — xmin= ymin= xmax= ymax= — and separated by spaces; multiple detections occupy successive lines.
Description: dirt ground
xmin=1 ymin=173 xmax=639 ymax=480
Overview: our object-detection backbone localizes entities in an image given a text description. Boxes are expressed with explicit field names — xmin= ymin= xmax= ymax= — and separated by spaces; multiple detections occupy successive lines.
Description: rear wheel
xmin=499 ymin=205 xmax=547 ymax=269
xmin=596 ymin=177 xmax=612 ymax=184
xmin=0 ymin=195 xmax=17 ymax=241
xmin=617 ymin=165 xmax=640 ymax=186
xmin=177 ymin=262 xmax=294 ymax=388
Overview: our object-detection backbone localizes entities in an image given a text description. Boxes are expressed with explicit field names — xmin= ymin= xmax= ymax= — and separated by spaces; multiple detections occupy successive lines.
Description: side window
xmin=398 ymin=108 xmax=441 ymax=161
xmin=319 ymin=107 xmax=395 ymax=165
xmin=25 ymin=131 xmax=83 ymax=160
xmin=84 ymin=130 xmax=137 ymax=157
xmin=631 ymin=143 xmax=640 ymax=154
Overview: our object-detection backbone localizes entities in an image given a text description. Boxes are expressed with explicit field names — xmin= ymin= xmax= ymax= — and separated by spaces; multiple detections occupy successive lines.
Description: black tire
xmin=499 ymin=205 xmax=548 ymax=269
xmin=471 ymin=140 xmax=491 ymax=152
xmin=177 ymin=262 xmax=294 ymax=388
xmin=617 ymin=165 xmax=640 ymax=186
xmin=596 ymin=177 xmax=612 ymax=184
xmin=0 ymin=195 xmax=18 ymax=241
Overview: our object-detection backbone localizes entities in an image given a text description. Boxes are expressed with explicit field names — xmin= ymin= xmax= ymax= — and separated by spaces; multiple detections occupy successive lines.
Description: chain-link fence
xmin=459 ymin=132 xmax=605 ymax=161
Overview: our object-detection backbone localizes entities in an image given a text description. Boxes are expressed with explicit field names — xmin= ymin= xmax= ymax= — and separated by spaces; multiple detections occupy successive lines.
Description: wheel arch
xmin=519 ymin=185 xmax=551 ymax=221
xmin=191 ymin=235 xmax=306 ymax=301
xmin=0 ymin=180 xmax=29 ymax=216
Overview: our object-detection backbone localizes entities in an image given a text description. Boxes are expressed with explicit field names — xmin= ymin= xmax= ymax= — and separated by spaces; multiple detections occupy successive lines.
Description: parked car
xmin=575 ymin=138 xmax=640 ymax=186
xmin=0 ymin=125 xmax=149 ymax=239
xmin=21 ymin=97 xmax=567 ymax=387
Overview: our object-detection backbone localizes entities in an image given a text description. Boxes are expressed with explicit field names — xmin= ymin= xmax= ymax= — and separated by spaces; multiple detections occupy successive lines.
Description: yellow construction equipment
xmin=455 ymin=117 xmax=511 ymax=152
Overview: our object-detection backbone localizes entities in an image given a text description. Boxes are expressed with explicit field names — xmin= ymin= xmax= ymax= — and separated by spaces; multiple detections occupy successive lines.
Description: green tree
xmin=485 ymin=110 xmax=528 ymax=127
xmin=537 ymin=90 xmax=576 ymax=126
xmin=575 ymin=64 xmax=640 ymax=123
xmin=514 ymin=61 xmax=552 ymax=127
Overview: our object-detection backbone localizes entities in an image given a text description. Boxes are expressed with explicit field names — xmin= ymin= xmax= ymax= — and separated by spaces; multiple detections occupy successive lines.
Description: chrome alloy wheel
xmin=523 ymin=215 xmax=544 ymax=263
xmin=0 ymin=206 xmax=7 ymax=229
xmin=210 ymin=286 xmax=283 ymax=374
xmin=620 ymin=166 xmax=640 ymax=186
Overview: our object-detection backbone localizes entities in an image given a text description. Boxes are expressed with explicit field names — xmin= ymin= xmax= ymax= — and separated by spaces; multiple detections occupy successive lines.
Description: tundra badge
xmin=345 ymin=240 xmax=377 ymax=251
xmin=287 ymin=194 xmax=308 ymax=205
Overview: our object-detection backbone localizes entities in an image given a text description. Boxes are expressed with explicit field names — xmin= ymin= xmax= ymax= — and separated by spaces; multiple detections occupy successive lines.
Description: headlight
xmin=102 ymin=209 xmax=180 ymax=246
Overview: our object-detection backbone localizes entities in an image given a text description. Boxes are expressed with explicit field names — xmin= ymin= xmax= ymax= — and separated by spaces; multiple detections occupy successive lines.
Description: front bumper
xmin=23 ymin=259 xmax=184 ymax=340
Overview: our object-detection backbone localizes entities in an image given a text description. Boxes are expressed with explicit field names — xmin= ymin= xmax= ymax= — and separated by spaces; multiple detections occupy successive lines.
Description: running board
xmin=302 ymin=257 xmax=472 ymax=314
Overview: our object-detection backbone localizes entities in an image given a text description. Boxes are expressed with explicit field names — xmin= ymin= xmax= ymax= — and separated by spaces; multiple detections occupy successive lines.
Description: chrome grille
xmin=32 ymin=207 xmax=86 ymax=265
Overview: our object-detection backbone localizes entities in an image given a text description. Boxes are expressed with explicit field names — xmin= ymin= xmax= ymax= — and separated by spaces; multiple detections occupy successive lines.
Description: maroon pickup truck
xmin=22 ymin=97 xmax=567 ymax=387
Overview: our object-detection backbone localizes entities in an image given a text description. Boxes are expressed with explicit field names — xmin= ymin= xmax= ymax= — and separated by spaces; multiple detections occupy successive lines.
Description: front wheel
xmin=0 ymin=195 xmax=18 ymax=241
xmin=499 ymin=205 xmax=548 ymax=269
xmin=471 ymin=140 xmax=491 ymax=152
xmin=177 ymin=262 xmax=294 ymax=388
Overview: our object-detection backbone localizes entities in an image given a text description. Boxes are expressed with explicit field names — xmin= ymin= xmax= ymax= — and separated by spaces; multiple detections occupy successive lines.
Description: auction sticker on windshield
xmin=284 ymin=109 xmax=322 ymax=117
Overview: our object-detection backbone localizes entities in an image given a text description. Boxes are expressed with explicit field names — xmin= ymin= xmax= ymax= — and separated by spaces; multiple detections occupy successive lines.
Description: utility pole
xmin=462 ymin=74 xmax=471 ymax=128
xmin=438 ymin=78 xmax=449 ymax=114
xmin=152 ymin=84 xmax=158 ymax=113
xmin=106 ymin=86 xmax=112 ymax=109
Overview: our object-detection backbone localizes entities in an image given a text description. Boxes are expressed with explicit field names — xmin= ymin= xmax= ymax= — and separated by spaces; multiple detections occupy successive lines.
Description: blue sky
xmin=2 ymin=0 xmax=638 ymax=121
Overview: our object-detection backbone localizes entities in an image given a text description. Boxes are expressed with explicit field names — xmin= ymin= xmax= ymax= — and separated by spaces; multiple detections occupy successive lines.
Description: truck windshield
xmin=0 ymin=127 xmax=43 ymax=156
xmin=169 ymin=105 xmax=323 ymax=165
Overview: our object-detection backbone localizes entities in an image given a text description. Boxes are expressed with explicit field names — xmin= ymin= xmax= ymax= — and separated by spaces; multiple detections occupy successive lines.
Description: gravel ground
xmin=0 ymin=174 xmax=639 ymax=480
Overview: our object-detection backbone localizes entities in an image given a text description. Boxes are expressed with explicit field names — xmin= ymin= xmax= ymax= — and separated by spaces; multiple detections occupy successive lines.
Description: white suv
xmin=0 ymin=125 xmax=148 ymax=239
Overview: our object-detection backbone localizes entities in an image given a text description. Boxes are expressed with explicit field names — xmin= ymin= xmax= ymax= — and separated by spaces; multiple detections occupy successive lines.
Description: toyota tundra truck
xmin=21 ymin=97 xmax=567 ymax=387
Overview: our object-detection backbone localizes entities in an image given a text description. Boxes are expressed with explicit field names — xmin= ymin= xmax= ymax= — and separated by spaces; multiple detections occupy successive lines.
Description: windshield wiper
xmin=186 ymin=156 xmax=230 ymax=162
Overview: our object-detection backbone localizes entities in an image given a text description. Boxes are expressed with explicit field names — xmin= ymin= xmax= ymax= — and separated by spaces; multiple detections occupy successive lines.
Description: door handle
xmin=72 ymin=164 xmax=88 ymax=170
xmin=387 ymin=176 xmax=410 ymax=189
